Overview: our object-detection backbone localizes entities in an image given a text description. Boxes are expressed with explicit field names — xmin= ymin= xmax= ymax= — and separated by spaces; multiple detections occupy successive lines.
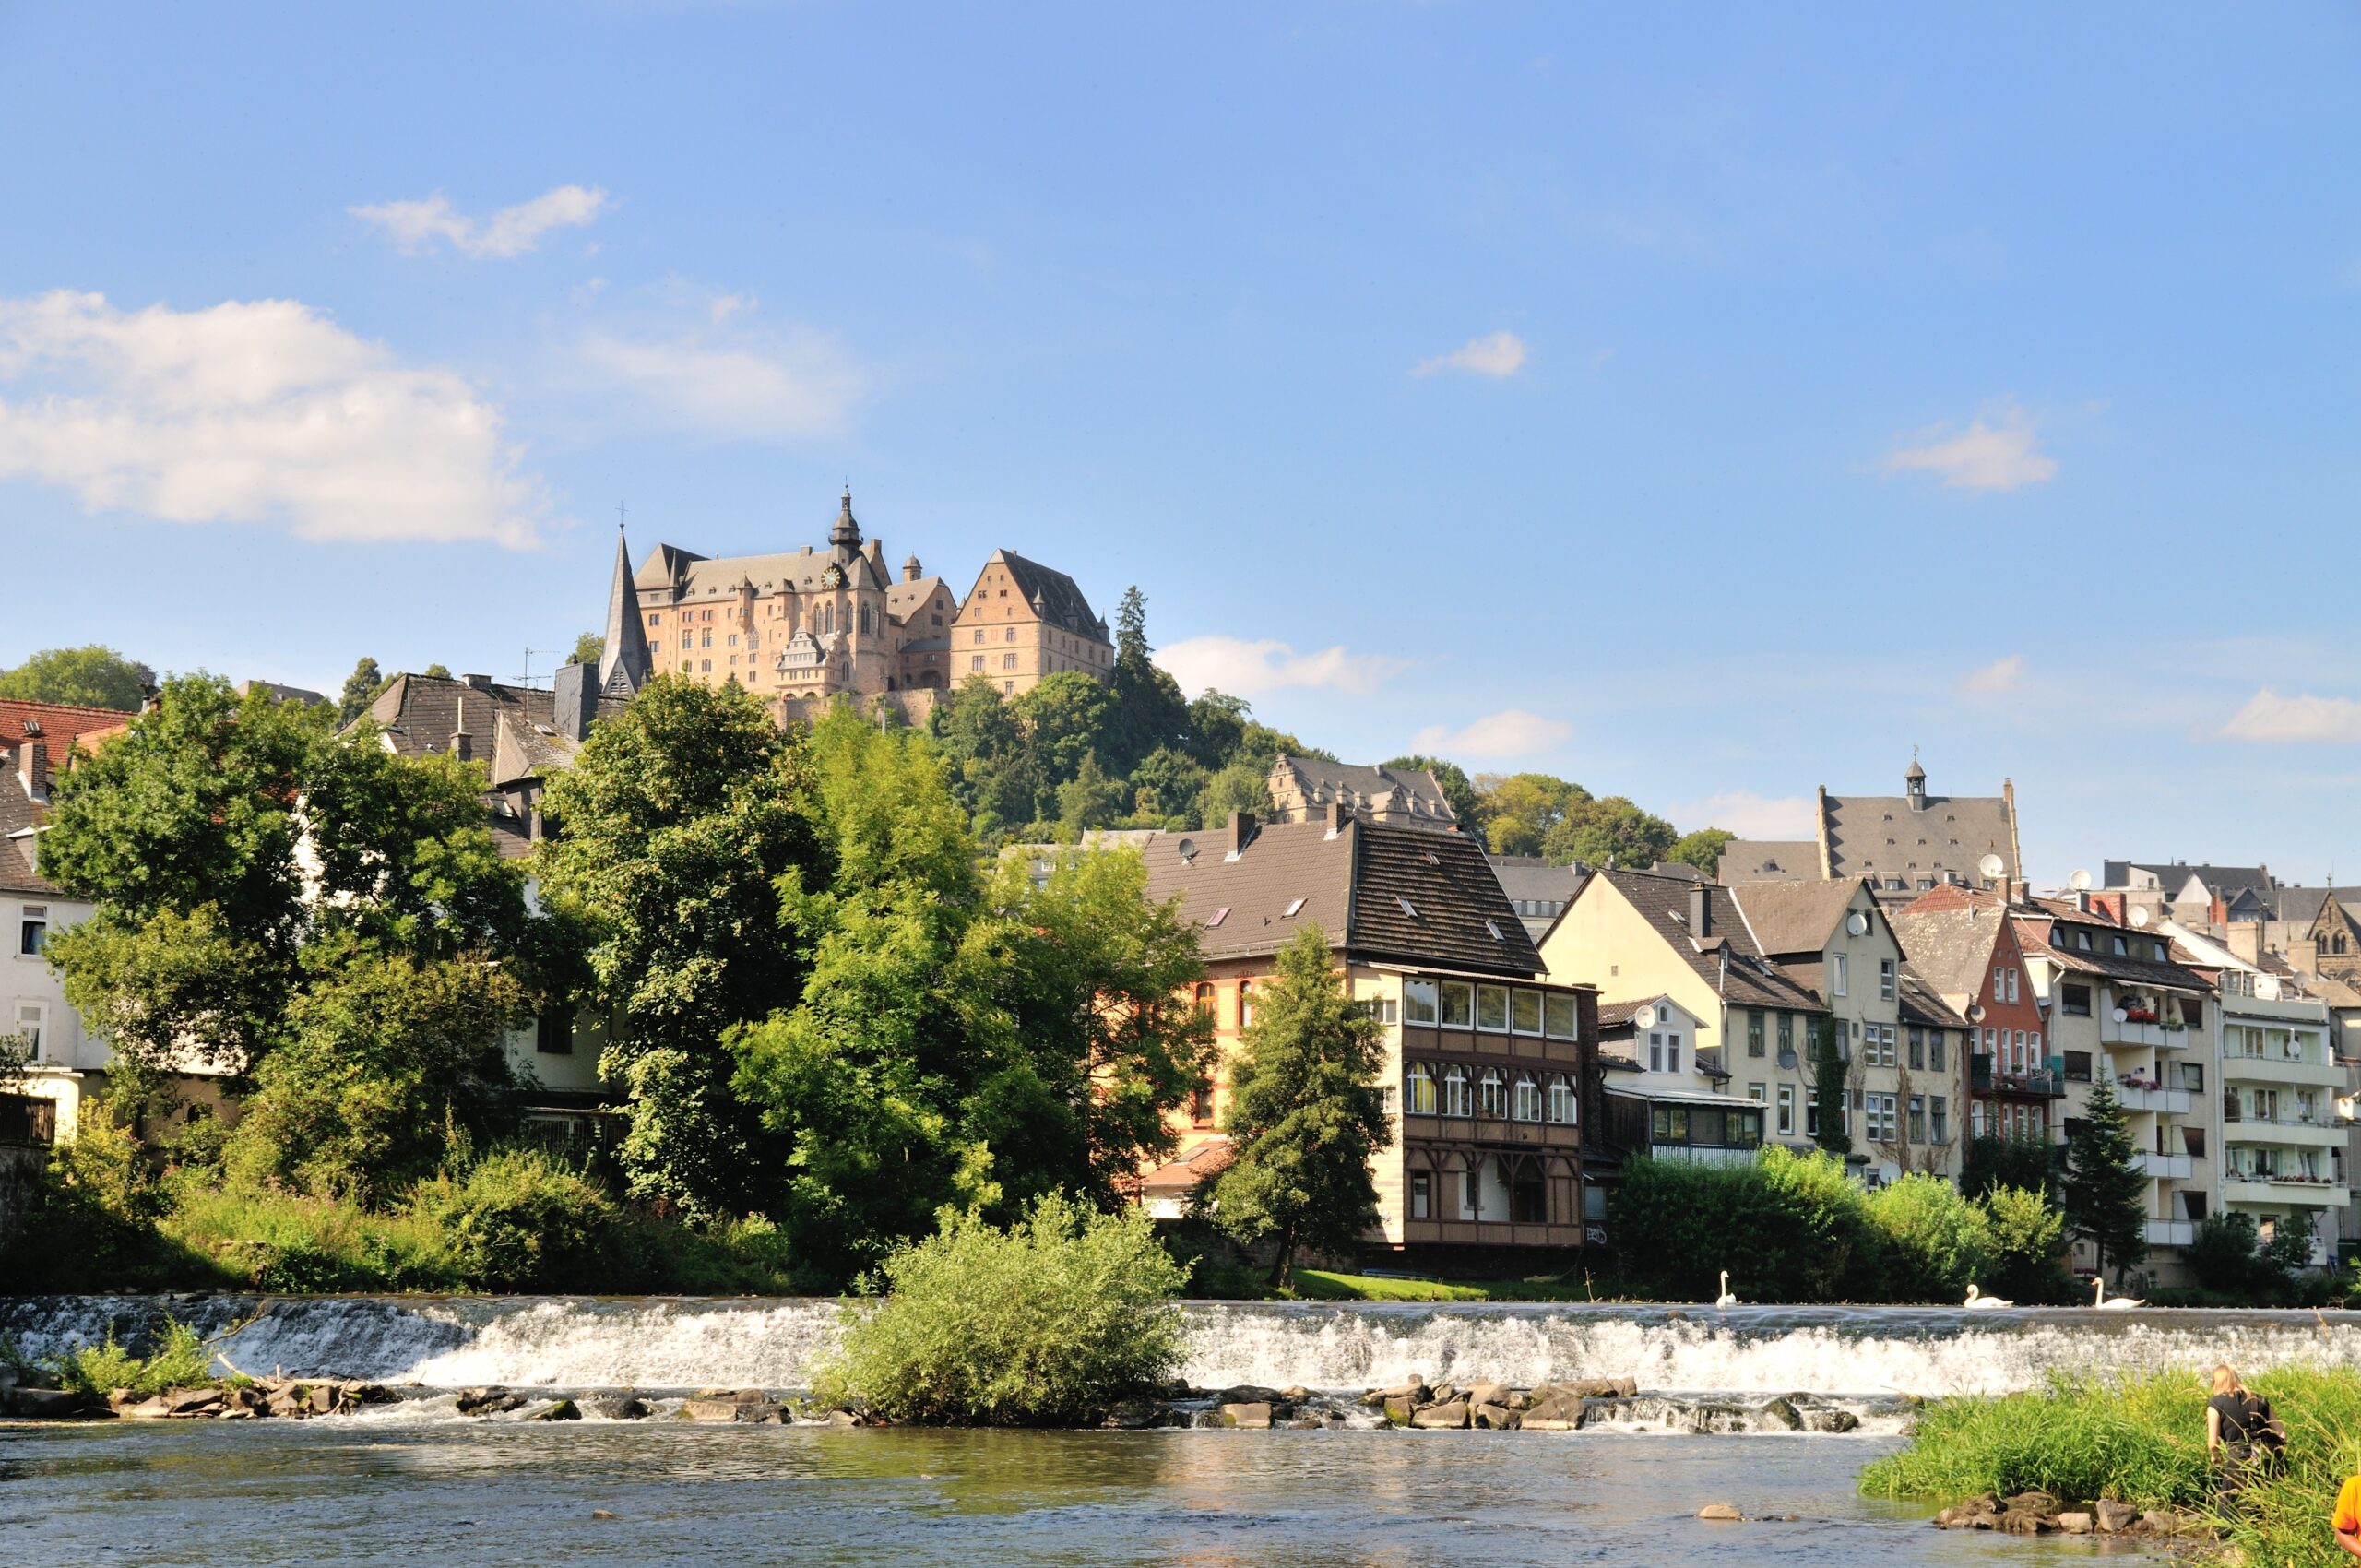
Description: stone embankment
xmin=1929 ymin=1490 xmax=2211 ymax=1539
xmin=3 ymin=1376 xmax=399 ymax=1421
xmin=1104 ymin=1376 xmax=1869 ymax=1433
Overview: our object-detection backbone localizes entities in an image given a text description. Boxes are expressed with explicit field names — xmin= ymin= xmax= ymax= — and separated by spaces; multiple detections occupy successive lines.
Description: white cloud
xmin=1409 ymin=709 xmax=1572 ymax=761
xmin=1882 ymin=400 xmax=2057 ymax=492
xmin=1963 ymin=654 xmax=2025 ymax=693
xmin=1412 ymin=330 xmax=1530 ymax=379
xmin=1156 ymin=636 xmax=1408 ymax=700
xmin=2224 ymin=688 xmax=2361 ymax=744
xmin=0 ymin=290 xmax=540 ymax=547
xmin=352 ymin=184 xmax=611 ymax=259
xmin=576 ymin=324 xmax=863 ymax=443
xmin=1666 ymin=790 xmax=1816 ymax=839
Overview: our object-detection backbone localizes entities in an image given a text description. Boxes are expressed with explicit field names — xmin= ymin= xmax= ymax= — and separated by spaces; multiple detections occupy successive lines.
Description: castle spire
xmin=598 ymin=522 xmax=653 ymax=698
xmin=830 ymin=484 xmax=862 ymax=555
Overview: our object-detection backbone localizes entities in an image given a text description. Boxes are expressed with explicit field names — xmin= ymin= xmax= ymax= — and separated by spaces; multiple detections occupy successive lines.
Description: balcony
xmin=1995 ymin=1069 xmax=2067 ymax=1101
xmin=2145 ymin=1219 xmax=2195 ymax=1247
xmin=2131 ymin=1150 xmax=2195 ymax=1181
xmin=2100 ymin=1016 xmax=2171 ymax=1050
xmin=2116 ymin=1083 xmax=2193 ymax=1116
xmin=2223 ymin=1175 xmax=2351 ymax=1209
xmin=2221 ymin=1113 xmax=2347 ymax=1147
xmin=2219 ymin=1053 xmax=2343 ymax=1089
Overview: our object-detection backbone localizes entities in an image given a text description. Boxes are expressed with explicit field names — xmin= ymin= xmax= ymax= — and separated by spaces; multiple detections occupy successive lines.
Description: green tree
xmin=0 ymin=645 xmax=149 ymax=711
xmin=1055 ymin=750 xmax=1124 ymax=837
xmin=1475 ymin=772 xmax=1591 ymax=858
xmin=1103 ymin=587 xmax=1190 ymax=776
xmin=1203 ymin=922 xmax=1389 ymax=1287
xmin=1963 ymin=1132 xmax=2057 ymax=1200
xmin=1667 ymin=827 xmax=1736 ymax=874
xmin=1811 ymin=1016 xmax=1853 ymax=1157
xmin=929 ymin=676 xmax=1038 ymax=834
xmin=227 ymin=948 xmax=527 ymax=1204
xmin=1183 ymin=691 xmax=1250 ymax=768
xmin=1545 ymin=795 xmax=1678 ymax=869
xmin=336 ymin=657 xmax=386 ymax=726
xmin=421 ymin=663 xmax=453 ymax=680
xmin=1379 ymin=754 xmax=1483 ymax=829
xmin=1013 ymin=671 xmax=1114 ymax=795
xmin=2061 ymin=1080 xmax=2149 ymax=1284
xmin=571 ymin=632 xmax=604 ymax=667
xmin=1196 ymin=759 xmax=1272 ymax=828
xmin=1127 ymin=745 xmax=1206 ymax=825
xmin=537 ymin=674 xmax=821 ymax=1219
xmin=1978 ymin=1183 xmax=2070 ymax=1303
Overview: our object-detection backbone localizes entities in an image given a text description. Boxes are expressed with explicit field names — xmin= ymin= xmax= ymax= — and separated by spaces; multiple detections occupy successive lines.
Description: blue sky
xmin=4 ymin=4 xmax=2359 ymax=885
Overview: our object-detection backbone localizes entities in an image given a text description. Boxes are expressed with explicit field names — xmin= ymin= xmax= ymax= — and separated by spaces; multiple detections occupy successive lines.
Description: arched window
xmin=1442 ymin=1065 xmax=1471 ymax=1118
xmin=821 ymin=603 xmax=835 ymax=636
xmin=860 ymin=604 xmax=874 ymax=634
xmin=1547 ymin=1075 xmax=1579 ymax=1125
xmin=1405 ymin=1063 xmax=1437 ymax=1116
xmin=1478 ymin=1068 xmax=1506 ymax=1118
xmin=1512 ymin=1073 xmax=1541 ymax=1123
xmin=1237 ymin=980 xmax=1254 ymax=1029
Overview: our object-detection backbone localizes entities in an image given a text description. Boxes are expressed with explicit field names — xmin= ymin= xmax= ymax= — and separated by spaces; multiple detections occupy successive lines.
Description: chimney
xmin=450 ymin=697 xmax=472 ymax=764
xmin=17 ymin=740 xmax=46 ymax=802
xmin=551 ymin=659 xmax=596 ymax=743
xmin=1227 ymin=810 xmax=1258 ymax=860
xmin=1689 ymin=884 xmax=1711 ymax=938
xmin=462 ymin=672 xmax=494 ymax=690
xmin=2228 ymin=922 xmax=2263 ymax=966
xmin=1323 ymin=801 xmax=1347 ymax=837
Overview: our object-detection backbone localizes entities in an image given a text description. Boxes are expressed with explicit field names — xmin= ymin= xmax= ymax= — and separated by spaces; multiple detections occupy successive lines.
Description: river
xmin=9 ymin=1295 xmax=2356 ymax=1565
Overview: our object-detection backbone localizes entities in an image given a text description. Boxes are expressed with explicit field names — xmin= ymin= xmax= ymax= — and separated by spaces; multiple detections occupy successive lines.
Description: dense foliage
xmin=0 ymin=644 xmax=150 ymax=711
xmin=1609 ymin=1149 xmax=2073 ymax=1303
xmin=1863 ymin=1368 xmax=2361 ymax=1568
xmin=1203 ymin=923 xmax=1390 ymax=1286
xmin=1961 ymin=1131 xmax=2057 ymax=1200
xmin=813 ymin=1194 xmax=1187 ymax=1426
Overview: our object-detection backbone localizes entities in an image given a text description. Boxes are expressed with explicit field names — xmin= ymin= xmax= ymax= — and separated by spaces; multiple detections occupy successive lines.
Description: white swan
xmin=2093 ymin=1277 xmax=2144 ymax=1311
xmin=1714 ymin=1270 xmax=1737 ymax=1308
xmin=1964 ymin=1284 xmax=2013 ymax=1310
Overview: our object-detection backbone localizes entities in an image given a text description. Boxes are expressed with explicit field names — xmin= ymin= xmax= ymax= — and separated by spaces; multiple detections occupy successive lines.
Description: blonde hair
xmin=2212 ymin=1365 xmax=2241 ymax=1395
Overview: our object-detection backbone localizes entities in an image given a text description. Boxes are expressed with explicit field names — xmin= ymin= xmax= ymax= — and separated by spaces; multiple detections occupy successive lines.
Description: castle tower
xmin=598 ymin=523 xmax=653 ymax=698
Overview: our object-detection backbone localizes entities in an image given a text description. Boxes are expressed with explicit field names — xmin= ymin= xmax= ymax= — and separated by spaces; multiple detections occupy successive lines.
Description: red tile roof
xmin=0 ymin=698 xmax=135 ymax=755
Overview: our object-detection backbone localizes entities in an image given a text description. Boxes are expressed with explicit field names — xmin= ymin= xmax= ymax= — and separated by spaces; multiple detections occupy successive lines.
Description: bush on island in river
xmin=1862 ymin=1368 xmax=2361 ymax=1568
xmin=813 ymin=1192 xmax=1186 ymax=1426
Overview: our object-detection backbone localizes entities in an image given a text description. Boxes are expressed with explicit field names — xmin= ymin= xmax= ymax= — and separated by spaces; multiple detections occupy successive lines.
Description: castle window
xmin=971 ymin=656 xmax=984 ymax=671
xmin=1003 ymin=653 xmax=1016 ymax=670
xmin=974 ymin=630 xmax=983 ymax=644
xmin=1005 ymin=627 xmax=1016 ymax=641
xmin=700 ymin=659 xmax=711 ymax=672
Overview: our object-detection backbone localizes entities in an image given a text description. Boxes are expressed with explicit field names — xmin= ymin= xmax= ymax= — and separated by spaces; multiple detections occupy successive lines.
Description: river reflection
xmin=0 ymin=1421 xmax=2160 ymax=1567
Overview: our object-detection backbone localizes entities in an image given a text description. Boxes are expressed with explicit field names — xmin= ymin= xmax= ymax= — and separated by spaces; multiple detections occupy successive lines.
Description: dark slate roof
xmin=991 ymin=550 xmax=1107 ymax=638
xmin=2104 ymin=861 xmax=2274 ymax=902
xmin=1717 ymin=839 xmax=1818 ymax=883
xmin=2013 ymin=900 xmax=2214 ymax=993
xmin=0 ymin=779 xmax=54 ymax=897
xmin=1727 ymin=879 xmax=1863 ymax=958
xmin=1821 ymin=786 xmax=2019 ymax=886
xmin=1489 ymin=857 xmax=1589 ymax=906
xmin=1275 ymin=757 xmax=1460 ymax=829
xmin=352 ymin=673 xmax=624 ymax=760
xmin=1585 ymin=869 xmax=1825 ymax=1012
xmin=1889 ymin=897 xmax=2009 ymax=1007
xmin=1137 ymin=815 xmax=1547 ymax=979
xmin=1899 ymin=966 xmax=1969 ymax=1030
xmin=2269 ymin=886 xmax=2361 ymax=927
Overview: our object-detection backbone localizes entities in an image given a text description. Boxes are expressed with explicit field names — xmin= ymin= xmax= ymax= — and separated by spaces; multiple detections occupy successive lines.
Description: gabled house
xmin=1892 ymin=885 xmax=2065 ymax=1143
xmin=1719 ymin=757 xmax=2023 ymax=903
xmin=1266 ymin=756 xmax=1462 ymax=833
xmin=1138 ymin=808 xmax=1598 ymax=1265
xmin=1594 ymin=993 xmax=1768 ymax=1169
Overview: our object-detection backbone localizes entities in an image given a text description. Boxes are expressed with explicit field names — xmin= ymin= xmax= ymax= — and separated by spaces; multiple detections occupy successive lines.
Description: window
xmin=1543 ymin=993 xmax=1577 ymax=1039
xmin=1805 ymin=1086 xmax=1820 ymax=1138
xmin=1666 ymin=1034 xmax=1681 ymax=1075
xmin=2063 ymin=1049 xmax=2092 ymax=1082
xmin=1476 ymin=985 xmax=1509 ymax=1030
xmin=1282 ymin=897 xmax=1306 ymax=918
xmin=700 ymin=659 xmax=711 ymax=672
xmin=1002 ymin=653 xmax=1017 ymax=671
xmin=1410 ymin=1171 xmax=1432 ymax=1220
xmin=1747 ymin=1009 xmax=1765 ymax=1058
xmin=1204 ymin=907 xmax=1229 ymax=929
xmin=2028 ymin=1029 xmax=2041 ymax=1060
xmin=535 ymin=1006 xmax=574 ymax=1056
xmin=1548 ymin=1075 xmax=1578 ymax=1124
xmin=1648 ymin=1032 xmax=1663 ymax=1073
xmin=1512 ymin=1074 xmax=1541 ymax=1123
xmin=1190 ymin=1080 xmax=1214 ymax=1126
xmin=18 ymin=906 xmax=46 ymax=956
xmin=1776 ymin=1013 xmax=1794 ymax=1057
xmin=2005 ymin=968 xmax=2020 ymax=1004
xmin=1395 ymin=896 xmax=1419 ymax=919
xmin=1931 ymin=1096 xmax=1949 ymax=1145
xmin=970 ymin=655 xmax=985 ymax=671
xmin=1478 ymin=1068 xmax=1506 ymax=1118
xmin=1907 ymin=1025 xmax=1925 ymax=1071
xmin=2112 ymin=935 xmax=2127 ymax=956
xmin=1405 ymin=1063 xmax=1437 ymax=1115
xmin=1866 ymin=1093 xmax=1897 ymax=1143
xmin=1004 ymin=627 xmax=1016 ymax=642
xmin=1776 ymin=1085 xmax=1795 ymax=1137
xmin=1880 ymin=958 xmax=1896 ymax=1002
xmin=1511 ymin=990 xmax=1543 ymax=1036
xmin=973 ymin=629 xmax=984 ymax=644
xmin=1236 ymin=980 xmax=1254 ymax=1028
xmin=1193 ymin=982 xmax=1214 ymax=1016
xmin=1907 ymin=1096 xmax=1926 ymax=1143
xmin=1440 ymin=981 xmax=1474 ymax=1028
xmin=14 ymin=1001 xmax=43 ymax=1060
xmin=1651 ymin=1104 xmax=1691 ymax=1145
xmin=1929 ymin=1029 xmax=1946 ymax=1073
xmin=1832 ymin=954 xmax=1848 ymax=997
xmin=1442 ymin=1066 xmax=1471 ymax=1117
xmin=1405 ymin=980 xmax=1439 ymax=1025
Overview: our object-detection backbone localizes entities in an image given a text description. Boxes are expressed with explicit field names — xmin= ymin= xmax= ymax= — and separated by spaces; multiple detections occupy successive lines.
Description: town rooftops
xmin=1888 ymin=890 xmax=2013 ymax=1007
xmin=1726 ymin=878 xmax=1865 ymax=958
xmin=1720 ymin=760 xmax=2022 ymax=893
xmin=2105 ymin=861 xmax=2274 ymax=904
xmin=1137 ymin=810 xmax=1549 ymax=979
xmin=1269 ymin=755 xmax=1461 ymax=831
xmin=1898 ymin=966 xmax=1970 ymax=1031
xmin=0 ymin=698 xmax=134 ymax=757
xmin=980 ymin=549 xmax=1108 ymax=638
xmin=2012 ymin=897 xmax=2215 ymax=993
xmin=1578 ymin=868 xmax=1825 ymax=1012
xmin=0 ymin=770 xmax=53 ymax=897
xmin=1715 ymin=839 xmax=1819 ymax=883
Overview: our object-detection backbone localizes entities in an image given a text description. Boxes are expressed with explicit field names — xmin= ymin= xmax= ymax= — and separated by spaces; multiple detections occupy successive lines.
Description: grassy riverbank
xmin=1861 ymin=1368 xmax=2361 ymax=1566
xmin=1289 ymin=1270 xmax=1609 ymax=1303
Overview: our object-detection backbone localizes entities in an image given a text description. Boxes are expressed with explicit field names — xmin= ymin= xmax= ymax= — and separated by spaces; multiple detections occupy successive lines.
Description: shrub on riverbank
xmin=814 ymin=1193 xmax=1186 ymax=1425
xmin=1863 ymin=1368 xmax=2361 ymax=1567
xmin=1610 ymin=1151 xmax=2073 ymax=1303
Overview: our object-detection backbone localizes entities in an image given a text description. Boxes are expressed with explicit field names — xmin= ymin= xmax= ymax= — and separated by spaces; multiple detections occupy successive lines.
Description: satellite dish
xmin=2130 ymin=906 xmax=2152 ymax=928
xmin=1635 ymin=1004 xmax=1658 ymax=1029
xmin=1966 ymin=1003 xmax=1986 ymax=1024
xmin=1175 ymin=837 xmax=1197 ymax=862
xmin=1845 ymin=911 xmax=1869 ymax=935
xmin=2112 ymin=1007 xmax=2130 ymax=1023
xmin=2070 ymin=868 xmax=2093 ymax=892
xmin=1978 ymin=853 xmax=2006 ymax=882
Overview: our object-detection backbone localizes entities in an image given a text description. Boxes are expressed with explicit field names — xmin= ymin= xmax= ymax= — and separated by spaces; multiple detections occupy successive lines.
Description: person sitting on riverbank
xmin=2206 ymin=1365 xmax=2285 ymax=1505
xmin=2333 ymin=1471 xmax=2361 ymax=1558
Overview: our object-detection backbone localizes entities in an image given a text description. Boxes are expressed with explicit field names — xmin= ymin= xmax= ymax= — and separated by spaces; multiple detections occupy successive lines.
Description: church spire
xmin=830 ymin=484 xmax=862 ymax=555
xmin=598 ymin=521 xmax=653 ymax=698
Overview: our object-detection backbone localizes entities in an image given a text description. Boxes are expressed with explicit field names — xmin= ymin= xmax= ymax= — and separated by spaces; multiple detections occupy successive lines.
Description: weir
xmin=7 ymin=1296 xmax=2359 ymax=1398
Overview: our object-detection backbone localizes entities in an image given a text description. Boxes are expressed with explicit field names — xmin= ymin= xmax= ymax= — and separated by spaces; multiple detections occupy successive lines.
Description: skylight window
xmin=1396 ymin=897 xmax=1418 ymax=918
xmin=1283 ymin=897 xmax=1306 ymax=918
xmin=1485 ymin=920 xmax=1505 ymax=942
xmin=1205 ymin=907 xmax=1230 ymax=928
